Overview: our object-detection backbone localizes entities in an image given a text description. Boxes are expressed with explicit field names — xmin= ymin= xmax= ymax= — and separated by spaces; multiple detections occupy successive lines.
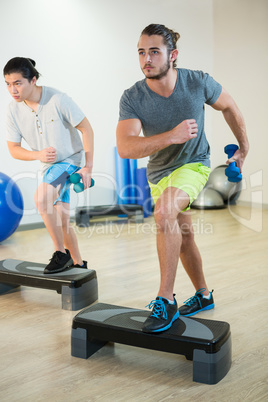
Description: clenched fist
xmin=39 ymin=147 xmax=57 ymax=163
xmin=170 ymin=119 xmax=198 ymax=144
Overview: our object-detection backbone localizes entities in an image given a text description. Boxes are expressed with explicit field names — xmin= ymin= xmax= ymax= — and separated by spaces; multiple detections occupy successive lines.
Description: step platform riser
xmin=0 ymin=259 xmax=98 ymax=310
xmin=71 ymin=303 xmax=232 ymax=384
xmin=75 ymin=204 xmax=144 ymax=227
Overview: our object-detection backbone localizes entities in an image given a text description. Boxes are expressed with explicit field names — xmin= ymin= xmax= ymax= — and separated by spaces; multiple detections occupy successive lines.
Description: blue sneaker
xmin=178 ymin=288 xmax=214 ymax=317
xmin=71 ymin=260 xmax=88 ymax=269
xmin=142 ymin=295 xmax=180 ymax=333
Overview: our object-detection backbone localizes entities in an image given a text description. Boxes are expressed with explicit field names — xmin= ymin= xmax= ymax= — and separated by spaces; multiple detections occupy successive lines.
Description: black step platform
xmin=0 ymin=259 xmax=98 ymax=310
xmin=71 ymin=303 xmax=231 ymax=384
xmin=75 ymin=204 xmax=144 ymax=227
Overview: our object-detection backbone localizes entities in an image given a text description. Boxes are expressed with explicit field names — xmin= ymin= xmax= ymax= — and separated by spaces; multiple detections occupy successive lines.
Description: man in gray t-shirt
xmin=119 ymin=68 xmax=222 ymax=184
xmin=116 ymin=24 xmax=249 ymax=333
xmin=4 ymin=57 xmax=94 ymax=274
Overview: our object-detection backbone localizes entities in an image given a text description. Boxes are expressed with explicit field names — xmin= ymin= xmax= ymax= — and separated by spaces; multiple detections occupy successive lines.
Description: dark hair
xmin=3 ymin=57 xmax=40 ymax=81
xmin=140 ymin=24 xmax=180 ymax=67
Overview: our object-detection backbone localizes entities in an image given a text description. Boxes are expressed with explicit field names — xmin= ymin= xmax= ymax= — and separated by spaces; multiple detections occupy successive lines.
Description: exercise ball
xmin=191 ymin=188 xmax=225 ymax=210
xmin=0 ymin=172 xmax=24 ymax=242
xmin=207 ymin=165 xmax=242 ymax=202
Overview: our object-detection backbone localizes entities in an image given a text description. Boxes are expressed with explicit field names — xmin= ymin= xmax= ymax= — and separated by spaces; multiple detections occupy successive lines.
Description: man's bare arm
xmin=7 ymin=141 xmax=56 ymax=163
xmin=211 ymin=88 xmax=249 ymax=170
xmin=75 ymin=117 xmax=94 ymax=189
xmin=116 ymin=118 xmax=198 ymax=159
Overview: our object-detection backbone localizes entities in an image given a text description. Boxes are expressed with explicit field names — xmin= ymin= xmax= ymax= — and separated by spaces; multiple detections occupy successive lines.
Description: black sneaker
xmin=178 ymin=288 xmax=214 ymax=317
xmin=72 ymin=260 xmax=88 ymax=269
xmin=142 ymin=295 xmax=180 ymax=333
xmin=43 ymin=249 xmax=73 ymax=274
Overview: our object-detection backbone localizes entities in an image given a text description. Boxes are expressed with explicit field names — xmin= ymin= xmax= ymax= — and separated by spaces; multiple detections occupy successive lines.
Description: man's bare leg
xmin=34 ymin=182 xmax=66 ymax=253
xmin=142 ymin=186 xmax=189 ymax=333
xmin=54 ymin=202 xmax=83 ymax=265
xmin=178 ymin=211 xmax=209 ymax=296
xmin=154 ymin=187 xmax=190 ymax=300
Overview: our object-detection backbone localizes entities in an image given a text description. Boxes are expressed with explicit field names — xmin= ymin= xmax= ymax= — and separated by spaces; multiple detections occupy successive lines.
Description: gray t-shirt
xmin=119 ymin=68 xmax=222 ymax=184
xmin=6 ymin=86 xmax=85 ymax=174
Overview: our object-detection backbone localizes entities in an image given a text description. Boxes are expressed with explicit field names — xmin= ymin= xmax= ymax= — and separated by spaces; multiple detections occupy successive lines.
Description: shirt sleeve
xmin=57 ymin=93 xmax=85 ymax=127
xmin=6 ymin=105 xmax=22 ymax=142
xmin=119 ymin=90 xmax=140 ymax=121
xmin=204 ymin=73 xmax=222 ymax=105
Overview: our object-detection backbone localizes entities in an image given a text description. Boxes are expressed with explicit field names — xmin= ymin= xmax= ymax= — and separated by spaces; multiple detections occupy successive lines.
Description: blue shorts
xmin=42 ymin=162 xmax=80 ymax=204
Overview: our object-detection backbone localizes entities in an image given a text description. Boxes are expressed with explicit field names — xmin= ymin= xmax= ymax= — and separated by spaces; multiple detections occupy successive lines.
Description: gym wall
xmin=212 ymin=0 xmax=268 ymax=207
xmin=0 ymin=0 xmax=214 ymax=225
xmin=0 ymin=0 xmax=266 ymax=227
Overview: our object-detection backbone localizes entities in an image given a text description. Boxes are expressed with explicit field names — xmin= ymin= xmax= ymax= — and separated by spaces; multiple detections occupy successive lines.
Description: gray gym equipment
xmin=207 ymin=165 xmax=242 ymax=202
xmin=71 ymin=303 xmax=232 ymax=384
xmin=191 ymin=165 xmax=242 ymax=209
xmin=191 ymin=187 xmax=225 ymax=210
xmin=75 ymin=204 xmax=144 ymax=227
xmin=0 ymin=259 xmax=98 ymax=310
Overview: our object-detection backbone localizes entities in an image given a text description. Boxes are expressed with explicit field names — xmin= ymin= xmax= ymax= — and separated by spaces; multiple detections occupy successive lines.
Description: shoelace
xmin=145 ymin=299 xmax=167 ymax=320
xmin=183 ymin=288 xmax=206 ymax=307
xmin=49 ymin=251 xmax=62 ymax=264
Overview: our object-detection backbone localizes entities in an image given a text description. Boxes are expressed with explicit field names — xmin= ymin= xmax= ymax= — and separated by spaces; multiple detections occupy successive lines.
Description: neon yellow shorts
xmin=148 ymin=163 xmax=211 ymax=211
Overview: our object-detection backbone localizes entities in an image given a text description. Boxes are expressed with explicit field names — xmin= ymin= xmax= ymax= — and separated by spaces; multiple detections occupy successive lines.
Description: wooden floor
xmin=0 ymin=205 xmax=267 ymax=401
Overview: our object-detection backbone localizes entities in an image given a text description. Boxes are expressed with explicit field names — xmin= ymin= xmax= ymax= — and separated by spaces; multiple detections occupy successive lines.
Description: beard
xmin=144 ymin=59 xmax=171 ymax=80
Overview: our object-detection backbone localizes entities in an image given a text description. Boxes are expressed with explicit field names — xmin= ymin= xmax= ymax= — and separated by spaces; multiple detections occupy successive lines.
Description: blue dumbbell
xmin=69 ymin=173 xmax=95 ymax=193
xmin=224 ymin=144 xmax=242 ymax=182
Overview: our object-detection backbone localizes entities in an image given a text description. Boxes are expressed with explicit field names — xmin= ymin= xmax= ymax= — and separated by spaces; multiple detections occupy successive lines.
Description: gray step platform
xmin=0 ymin=259 xmax=98 ymax=310
xmin=75 ymin=204 xmax=144 ymax=227
xmin=71 ymin=303 xmax=232 ymax=384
